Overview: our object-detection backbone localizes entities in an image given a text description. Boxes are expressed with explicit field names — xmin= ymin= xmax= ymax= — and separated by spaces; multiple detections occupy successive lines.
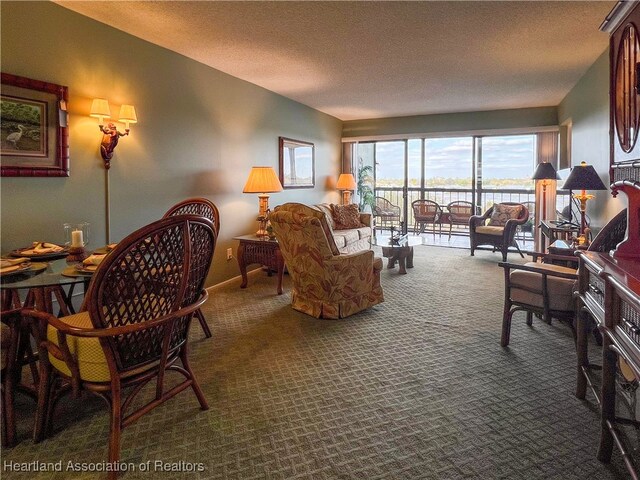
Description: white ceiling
xmin=57 ymin=1 xmax=615 ymax=121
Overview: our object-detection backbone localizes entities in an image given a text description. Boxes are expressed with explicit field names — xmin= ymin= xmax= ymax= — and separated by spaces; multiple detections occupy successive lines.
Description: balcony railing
xmin=372 ymin=186 xmax=570 ymax=237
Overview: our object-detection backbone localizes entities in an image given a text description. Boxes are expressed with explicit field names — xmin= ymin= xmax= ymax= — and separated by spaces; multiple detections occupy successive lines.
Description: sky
xmin=359 ymin=135 xmax=537 ymax=183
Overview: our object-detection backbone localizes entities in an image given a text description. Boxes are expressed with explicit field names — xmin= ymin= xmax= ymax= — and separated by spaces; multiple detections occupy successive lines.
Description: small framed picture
xmin=279 ymin=137 xmax=314 ymax=188
xmin=1 ymin=73 xmax=69 ymax=177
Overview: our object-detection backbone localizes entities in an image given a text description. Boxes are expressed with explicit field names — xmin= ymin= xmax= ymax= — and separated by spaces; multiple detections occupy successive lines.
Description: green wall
xmin=342 ymin=106 xmax=558 ymax=139
xmin=1 ymin=1 xmax=342 ymax=286
xmin=558 ymin=48 xmax=625 ymax=227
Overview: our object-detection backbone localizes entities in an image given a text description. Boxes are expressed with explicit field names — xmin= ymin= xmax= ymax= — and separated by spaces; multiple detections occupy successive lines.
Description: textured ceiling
xmin=56 ymin=1 xmax=614 ymax=121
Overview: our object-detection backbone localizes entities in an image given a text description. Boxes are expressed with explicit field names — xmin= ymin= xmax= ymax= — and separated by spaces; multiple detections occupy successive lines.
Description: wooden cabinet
xmin=576 ymin=251 xmax=640 ymax=477
xmin=604 ymin=2 xmax=640 ymax=260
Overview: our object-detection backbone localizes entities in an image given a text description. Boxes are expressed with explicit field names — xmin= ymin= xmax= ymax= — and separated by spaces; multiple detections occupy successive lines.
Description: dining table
xmin=0 ymin=255 xmax=93 ymax=446
xmin=1 ymin=258 xmax=90 ymax=316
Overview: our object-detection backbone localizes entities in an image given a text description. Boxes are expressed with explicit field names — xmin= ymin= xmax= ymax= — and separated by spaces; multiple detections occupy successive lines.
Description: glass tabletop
xmin=0 ymin=259 xmax=86 ymax=290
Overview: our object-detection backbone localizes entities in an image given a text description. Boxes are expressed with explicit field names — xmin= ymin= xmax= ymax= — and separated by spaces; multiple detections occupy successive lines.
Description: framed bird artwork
xmin=1 ymin=73 xmax=69 ymax=177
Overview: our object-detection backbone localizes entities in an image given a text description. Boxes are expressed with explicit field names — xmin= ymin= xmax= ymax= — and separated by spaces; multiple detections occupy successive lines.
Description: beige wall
xmin=1 ymin=1 xmax=342 ymax=286
xmin=558 ymin=49 xmax=625 ymax=228
xmin=342 ymin=106 xmax=558 ymax=139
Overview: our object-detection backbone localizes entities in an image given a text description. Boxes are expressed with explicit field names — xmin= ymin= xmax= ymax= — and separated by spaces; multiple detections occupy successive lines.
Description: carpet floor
xmin=3 ymin=246 xmax=634 ymax=479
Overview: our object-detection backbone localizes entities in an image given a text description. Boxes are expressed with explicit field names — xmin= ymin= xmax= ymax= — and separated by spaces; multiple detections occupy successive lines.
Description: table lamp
xmin=561 ymin=161 xmax=607 ymax=237
xmin=532 ymin=162 xmax=560 ymax=223
xmin=243 ymin=166 xmax=283 ymax=236
xmin=336 ymin=173 xmax=357 ymax=205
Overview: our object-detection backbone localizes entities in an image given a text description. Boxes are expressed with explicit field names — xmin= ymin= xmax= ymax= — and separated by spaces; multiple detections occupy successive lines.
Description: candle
xmin=71 ymin=229 xmax=83 ymax=247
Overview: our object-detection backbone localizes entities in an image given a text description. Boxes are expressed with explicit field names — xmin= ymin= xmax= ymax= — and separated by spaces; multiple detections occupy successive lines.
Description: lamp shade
xmin=118 ymin=104 xmax=137 ymax=124
xmin=562 ymin=162 xmax=607 ymax=191
xmin=89 ymin=98 xmax=111 ymax=119
xmin=243 ymin=167 xmax=283 ymax=193
xmin=336 ymin=173 xmax=357 ymax=190
xmin=531 ymin=162 xmax=560 ymax=180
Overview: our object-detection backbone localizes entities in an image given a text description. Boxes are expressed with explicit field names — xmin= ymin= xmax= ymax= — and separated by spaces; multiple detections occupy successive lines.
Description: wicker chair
xmin=373 ymin=196 xmax=401 ymax=232
xmin=517 ymin=201 xmax=536 ymax=241
xmin=163 ymin=197 xmax=220 ymax=338
xmin=412 ymin=199 xmax=442 ymax=236
xmin=163 ymin=197 xmax=220 ymax=235
xmin=24 ymin=215 xmax=216 ymax=477
xmin=1 ymin=307 xmax=40 ymax=448
xmin=499 ymin=209 xmax=627 ymax=347
xmin=469 ymin=202 xmax=529 ymax=261
xmin=445 ymin=201 xmax=475 ymax=239
xmin=1 ymin=313 xmax=16 ymax=447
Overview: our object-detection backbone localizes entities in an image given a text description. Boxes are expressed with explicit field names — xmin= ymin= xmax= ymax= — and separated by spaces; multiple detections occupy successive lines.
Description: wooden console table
xmin=576 ymin=251 xmax=640 ymax=478
xmin=234 ymin=235 xmax=284 ymax=295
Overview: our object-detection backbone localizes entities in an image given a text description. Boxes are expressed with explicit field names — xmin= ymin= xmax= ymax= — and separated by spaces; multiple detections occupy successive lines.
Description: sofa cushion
xmin=334 ymin=229 xmax=360 ymax=246
xmin=355 ymin=226 xmax=372 ymax=240
xmin=314 ymin=204 xmax=336 ymax=230
xmin=331 ymin=204 xmax=364 ymax=230
xmin=510 ymin=262 xmax=577 ymax=311
xmin=488 ymin=204 xmax=523 ymax=226
xmin=475 ymin=225 xmax=504 ymax=236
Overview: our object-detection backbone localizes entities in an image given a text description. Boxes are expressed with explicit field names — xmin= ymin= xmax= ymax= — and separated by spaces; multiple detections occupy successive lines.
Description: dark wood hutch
xmin=576 ymin=2 xmax=640 ymax=477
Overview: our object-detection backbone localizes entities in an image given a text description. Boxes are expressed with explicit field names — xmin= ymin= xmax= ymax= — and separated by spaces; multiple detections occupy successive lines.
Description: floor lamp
xmin=532 ymin=161 xmax=560 ymax=223
xmin=561 ymin=162 xmax=607 ymax=240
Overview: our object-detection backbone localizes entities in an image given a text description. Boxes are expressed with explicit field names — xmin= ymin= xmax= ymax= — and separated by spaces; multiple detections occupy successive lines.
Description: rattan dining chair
xmin=24 ymin=215 xmax=216 ymax=478
xmin=163 ymin=197 xmax=220 ymax=338
xmin=164 ymin=197 xmax=220 ymax=235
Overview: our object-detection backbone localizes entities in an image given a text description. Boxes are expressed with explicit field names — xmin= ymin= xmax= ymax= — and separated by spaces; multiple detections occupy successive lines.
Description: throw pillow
xmin=487 ymin=204 xmax=523 ymax=226
xmin=331 ymin=204 xmax=363 ymax=230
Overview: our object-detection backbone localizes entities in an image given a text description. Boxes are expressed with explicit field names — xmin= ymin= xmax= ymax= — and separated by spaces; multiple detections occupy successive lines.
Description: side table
xmin=234 ymin=235 xmax=284 ymax=295
xmin=380 ymin=235 xmax=414 ymax=274
xmin=539 ymin=220 xmax=580 ymax=252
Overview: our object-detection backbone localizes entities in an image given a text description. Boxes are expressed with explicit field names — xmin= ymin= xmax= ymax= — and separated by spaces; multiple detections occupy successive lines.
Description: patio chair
xmin=163 ymin=197 xmax=220 ymax=338
xmin=412 ymin=199 xmax=442 ymax=236
xmin=499 ymin=209 xmax=627 ymax=347
xmin=373 ymin=197 xmax=401 ymax=232
xmin=517 ymin=201 xmax=536 ymax=242
xmin=24 ymin=215 xmax=216 ymax=478
xmin=445 ymin=201 xmax=475 ymax=239
xmin=469 ymin=202 xmax=529 ymax=261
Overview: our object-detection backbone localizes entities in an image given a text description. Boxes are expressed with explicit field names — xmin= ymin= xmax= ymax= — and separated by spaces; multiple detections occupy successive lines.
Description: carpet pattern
xmin=3 ymin=246 xmax=632 ymax=479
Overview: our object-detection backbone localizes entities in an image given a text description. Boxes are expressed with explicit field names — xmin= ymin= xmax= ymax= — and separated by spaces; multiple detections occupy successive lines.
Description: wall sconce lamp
xmin=90 ymin=98 xmax=137 ymax=169
xmin=243 ymin=166 xmax=283 ymax=236
xmin=336 ymin=173 xmax=357 ymax=205
xmin=90 ymin=98 xmax=137 ymax=245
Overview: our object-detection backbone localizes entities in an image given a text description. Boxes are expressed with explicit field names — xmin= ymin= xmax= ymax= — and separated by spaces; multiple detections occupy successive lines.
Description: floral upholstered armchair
xmin=269 ymin=203 xmax=384 ymax=319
